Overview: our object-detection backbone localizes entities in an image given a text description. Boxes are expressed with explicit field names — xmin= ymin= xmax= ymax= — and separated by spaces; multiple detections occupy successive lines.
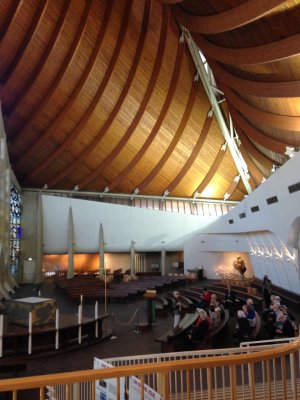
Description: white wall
xmin=184 ymin=151 xmax=300 ymax=293
xmin=40 ymin=195 xmax=217 ymax=253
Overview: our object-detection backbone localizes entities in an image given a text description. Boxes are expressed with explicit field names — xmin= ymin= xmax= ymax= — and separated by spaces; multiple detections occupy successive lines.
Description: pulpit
xmin=144 ymin=290 xmax=157 ymax=327
xmin=8 ymin=296 xmax=56 ymax=326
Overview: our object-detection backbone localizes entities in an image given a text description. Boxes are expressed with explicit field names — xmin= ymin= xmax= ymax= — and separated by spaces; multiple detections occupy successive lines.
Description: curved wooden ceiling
xmin=0 ymin=0 xmax=299 ymax=202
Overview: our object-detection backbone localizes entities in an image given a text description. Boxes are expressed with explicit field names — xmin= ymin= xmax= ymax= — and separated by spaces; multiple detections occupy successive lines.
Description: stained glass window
xmin=10 ymin=185 xmax=21 ymax=274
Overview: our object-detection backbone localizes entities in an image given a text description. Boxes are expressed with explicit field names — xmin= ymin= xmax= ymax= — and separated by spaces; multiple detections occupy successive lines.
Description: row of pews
xmin=54 ymin=274 xmax=187 ymax=303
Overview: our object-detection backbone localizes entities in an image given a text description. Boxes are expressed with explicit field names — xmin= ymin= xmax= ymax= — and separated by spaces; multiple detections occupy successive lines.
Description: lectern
xmin=144 ymin=290 xmax=157 ymax=327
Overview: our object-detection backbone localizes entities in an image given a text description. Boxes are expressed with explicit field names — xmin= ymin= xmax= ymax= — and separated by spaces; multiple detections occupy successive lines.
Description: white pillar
xmin=99 ymin=223 xmax=105 ymax=277
xmin=67 ymin=206 xmax=75 ymax=279
xmin=130 ymin=241 xmax=135 ymax=276
xmin=161 ymin=248 xmax=166 ymax=276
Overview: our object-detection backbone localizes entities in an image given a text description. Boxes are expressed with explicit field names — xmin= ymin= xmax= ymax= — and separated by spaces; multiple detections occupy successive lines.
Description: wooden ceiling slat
xmin=240 ymin=145 xmax=265 ymax=186
xmin=0 ymin=0 xmax=48 ymax=86
xmin=15 ymin=0 xmax=125 ymax=175
xmin=44 ymin=0 xmax=160 ymax=189
xmin=106 ymin=41 xmax=185 ymax=192
xmin=210 ymin=59 xmax=300 ymax=98
xmin=10 ymin=1 xmax=113 ymax=152
xmin=76 ymin=6 xmax=171 ymax=191
xmin=224 ymin=178 xmax=241 ymax=201
xmin=84 ymin=38 xmax=184 ymax=189
xmin=195 ymin=31 xmax=300 ymax=65
xmin=194 ymin=144 xmax=226 ymax=196
xmin=24 ymin=0 xmax=125 ymax=187
xmin=5 ymin=0 xmax=74 ymax=117
xmin=25 ymin=0 xmax=150 ymax=186
xmin=165 ymin=111 xmax=213 ymax=195
xmin=237 ymin=127 xmax=274 ymax=170
xmin=138 ymin=79 xmax=197 ymax=192
xmin=0 ymin=0 xmax=22 ymax=43
xmin=229 ymin=106 xmax=288 ymax=154
xmin=173 ymin=0 xmax=288 ymax=34
xmin=160 ymin=0 xmax=183 ymax=3
xmin=224 ymin=85 xmax=300 ymax=132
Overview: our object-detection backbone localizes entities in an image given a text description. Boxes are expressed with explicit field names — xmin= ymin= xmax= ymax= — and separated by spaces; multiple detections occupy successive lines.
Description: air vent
xmin=288 ymin=182 xmax=300 ymax=194
xmin=251 ymin=206 xmax=260 ymax=213
xmin=239 ymin=213 xmax=246 ymax=219
xmin=228 ymin=219 xmax=234 ymax=224
xmin=266 ymin=196 xmax=278 ymax=205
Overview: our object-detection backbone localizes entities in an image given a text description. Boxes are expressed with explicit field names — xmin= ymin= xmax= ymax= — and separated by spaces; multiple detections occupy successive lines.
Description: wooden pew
xmin=155 ymin=312 xmax=198 ymax=352
xmin=154 ymin=295 xmax=168 ymax=317
xmin=191 ymin=310 xmax=230 ymax=349
xmin=202 ymin=285 xmax=264 ymax=310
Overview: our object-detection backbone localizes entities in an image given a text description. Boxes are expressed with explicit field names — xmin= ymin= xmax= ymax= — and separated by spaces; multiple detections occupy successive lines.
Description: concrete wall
xmin=184 ymin=151 xmax=300 ymax=293
xmin=39 ymin=194 xmax=217 ymax=253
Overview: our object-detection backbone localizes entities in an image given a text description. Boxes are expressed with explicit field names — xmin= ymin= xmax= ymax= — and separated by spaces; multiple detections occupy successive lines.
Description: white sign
xmin=129 ymin=376 xmax=162 ymax=400
xmin=94 ymin=358 xmax=125 ymax=400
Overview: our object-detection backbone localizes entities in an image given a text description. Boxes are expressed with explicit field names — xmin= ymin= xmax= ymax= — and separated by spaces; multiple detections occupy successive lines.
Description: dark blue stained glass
xmin=10 ymin=185 xmax=21 ymax=275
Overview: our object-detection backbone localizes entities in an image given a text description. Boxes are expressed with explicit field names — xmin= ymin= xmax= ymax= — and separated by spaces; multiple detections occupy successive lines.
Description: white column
xmin=99 ymin=223 xmax=105 ymax=277
xmin=55 ymin=309 xmax=59 ymax=350
xmin=161 ymin=248 xmax=166 ymax=276
xmin=130 ymin=241 xmax=135 ymax=276
xmin=35 ymin=191 xmax=44 ymax=284
xmin=67 ymin=206 xmax=75 ymax=279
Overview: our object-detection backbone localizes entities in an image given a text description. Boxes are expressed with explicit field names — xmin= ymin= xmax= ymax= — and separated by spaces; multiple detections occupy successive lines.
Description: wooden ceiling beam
xmin=84 ymin=32 xmax=184 ymax=190
xmin=224 ymin=85 xmax=300 ymax=132
xmin=172 ymin=0 xmax=288 ymax=34
xmin=224 ymin=177 xmax=241 ymax=201
xmin=0 ymin=0 xmax=48 ymax=86
xmin=229 ymin=106 xmax=288 ymax=153
xmin=106 ymin=40 xmax=185 ymax=192
xmin=43 ymin=0 xmax=153 ymax=189
xmin=164 ymin=110 xmax=213 ymax=196
xmin=5 ymin=0 xmax=73 ymax=117
xmin=49 ymin=0 xmax=170 ymax=191
xmin=195 ymin=31 xmax=300 ymax=65
xmin=209 ymin=59 xmax=300 ymax=98
xmin=239 ymin=145 xmax=265 ymax=186
xmin=76 ymin=6 xmax=171 ymax=191
xmin=15 ymin=0 xmax=126 ymax=175
xmin=236 ymin=127 xmax=274 ymax=170
xmin=10 ymin=0 xmax=111 ymax=149
xmin=0 ymin=0 xmax=22 ymax=43
xmin=138 ymin=79 xmax=197 ymax=192
xmin=194 ymin=144 xmax=227 ymax=196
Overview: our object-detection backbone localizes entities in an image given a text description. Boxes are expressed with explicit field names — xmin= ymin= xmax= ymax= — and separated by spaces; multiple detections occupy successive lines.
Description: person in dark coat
xmin=262 ymin=275 xmax=272 ymax=308
xmin=187 ymin=309 xmax=211 ymax=341
xmin=234 ymin=309 xmax=251 ymax=345
xmin=224 ymin=285 xmax=237 ymax=315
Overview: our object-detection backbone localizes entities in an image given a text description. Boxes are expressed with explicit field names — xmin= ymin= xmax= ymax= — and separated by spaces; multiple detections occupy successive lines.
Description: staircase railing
xmin=1 ymin=336 xmax=300 ymax=400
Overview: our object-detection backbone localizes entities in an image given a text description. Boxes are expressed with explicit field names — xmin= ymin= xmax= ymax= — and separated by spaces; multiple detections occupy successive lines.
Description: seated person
xmin=187 ymin=309 xmax=211 ymax=342
xmin=197 ymin=288 xmax=212 ymax=310
xmin=279 ymin=305 xmax=298 ymax=333
xmin=275 ymin=311 xmax=295 ymax=337
xmin=208 ymin=303 xmax=220 ymax=329
xmin=242 ymin=302 xmax=256 ymax=328
xmin=213 ymin=297 xmax=225 ymax=318
xmin=262 ymin=302 xmax=280 ymax=339
xmin=234 ymin=310 xmax=251 ymax=344
xmin=224 ymin=285 xmax=237 ymax=315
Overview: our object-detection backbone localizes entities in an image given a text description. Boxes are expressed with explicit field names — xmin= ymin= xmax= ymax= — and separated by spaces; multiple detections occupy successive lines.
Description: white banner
xmin=129 ymin=376 xmax=162 ymax=400
xmin=94 ymin=358 xmax=125 ymax=400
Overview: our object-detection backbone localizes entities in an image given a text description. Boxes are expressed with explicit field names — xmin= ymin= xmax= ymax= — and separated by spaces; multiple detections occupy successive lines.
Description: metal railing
xmin=1 ymin=337 xmax=300 ymax=400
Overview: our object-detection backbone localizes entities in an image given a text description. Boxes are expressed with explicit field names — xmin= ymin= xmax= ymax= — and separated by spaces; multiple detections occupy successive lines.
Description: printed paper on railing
xmin=129 ymin=376 xmax=162 ymax=400
xmin=94 ymin=358 xmax=125 ymax=400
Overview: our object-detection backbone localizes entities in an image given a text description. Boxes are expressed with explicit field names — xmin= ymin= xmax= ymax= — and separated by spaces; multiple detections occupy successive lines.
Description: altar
xmin=8 ymin=297 xmax=57 ymax=326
